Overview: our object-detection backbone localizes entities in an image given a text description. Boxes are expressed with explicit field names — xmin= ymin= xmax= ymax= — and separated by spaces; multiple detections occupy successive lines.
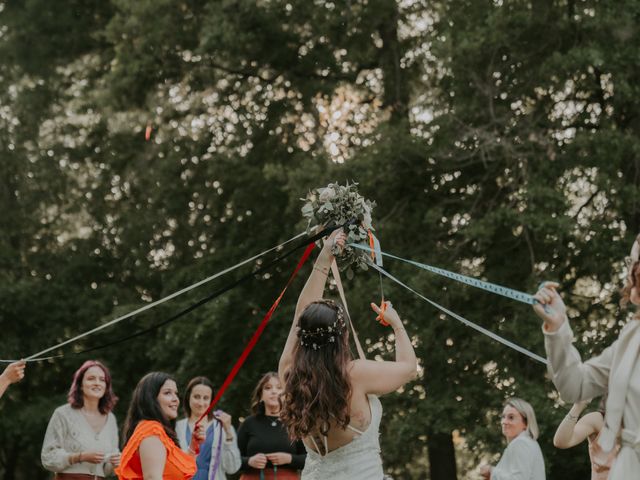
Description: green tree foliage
xmin=1 ymin=1 xmax=639 ymax=479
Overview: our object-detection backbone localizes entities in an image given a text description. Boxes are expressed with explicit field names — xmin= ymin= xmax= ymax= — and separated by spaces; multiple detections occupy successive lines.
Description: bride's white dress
xmin=301 ymin=395 xmax=384 ymax=480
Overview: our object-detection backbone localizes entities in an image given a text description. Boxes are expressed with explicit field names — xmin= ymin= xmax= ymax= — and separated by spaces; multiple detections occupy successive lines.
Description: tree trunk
xmin=2 ymin=444 xmax=16 ymax=480
xmin=377 ymin=0 xmax=409 ymax=125
xmin=427 ymin=431 xmax=458 ymax=480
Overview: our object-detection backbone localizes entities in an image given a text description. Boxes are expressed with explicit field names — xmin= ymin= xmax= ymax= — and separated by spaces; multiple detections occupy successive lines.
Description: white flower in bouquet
xmin=318 ymin=186 xmax=337 ymax=203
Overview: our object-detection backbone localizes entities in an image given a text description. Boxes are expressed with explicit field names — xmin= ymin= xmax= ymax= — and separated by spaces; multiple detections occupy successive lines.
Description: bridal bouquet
xmin=301 ymin=182 xmax=376 ymax=274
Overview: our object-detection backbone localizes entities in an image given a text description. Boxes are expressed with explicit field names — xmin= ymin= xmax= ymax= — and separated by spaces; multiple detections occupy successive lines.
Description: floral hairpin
xmin=298 ymin=301 xmax=346 ymax=350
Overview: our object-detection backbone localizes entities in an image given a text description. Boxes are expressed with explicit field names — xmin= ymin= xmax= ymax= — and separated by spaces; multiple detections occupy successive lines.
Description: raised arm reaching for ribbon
xmin=533 ymin=234 xmax=640 ymax=480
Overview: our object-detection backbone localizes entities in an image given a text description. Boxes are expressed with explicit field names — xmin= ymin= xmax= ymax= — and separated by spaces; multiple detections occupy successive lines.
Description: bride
xmin=278 ymin=229 xmax=417 ymax=479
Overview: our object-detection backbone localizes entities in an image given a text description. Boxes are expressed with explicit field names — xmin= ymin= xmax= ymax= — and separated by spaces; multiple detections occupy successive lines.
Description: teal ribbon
xmin=259 ymin=466 xmax=277 ymax=480
xmin=367 ymin=261 xmax=548 ymax=365
xmin=352 ymin=244 xmax=536 ymax=305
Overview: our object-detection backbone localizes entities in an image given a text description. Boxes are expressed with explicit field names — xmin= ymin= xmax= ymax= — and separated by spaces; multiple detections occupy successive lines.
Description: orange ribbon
xmin=367 ymin=230 xmax=376 ymax=261
xmin=375 ymin=300 xmax=389 ymax=326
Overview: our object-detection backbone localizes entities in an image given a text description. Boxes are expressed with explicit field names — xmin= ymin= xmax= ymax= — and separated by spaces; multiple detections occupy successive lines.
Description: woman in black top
xmin=237 ymin=372 xmax=306 ymax=480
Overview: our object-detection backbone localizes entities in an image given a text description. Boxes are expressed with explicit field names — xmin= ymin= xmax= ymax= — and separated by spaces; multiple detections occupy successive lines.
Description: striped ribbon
xmin=351 ymin=244 xmax=536 ymax=305
xmin=367 ymin=261 xmax=547 ymax=365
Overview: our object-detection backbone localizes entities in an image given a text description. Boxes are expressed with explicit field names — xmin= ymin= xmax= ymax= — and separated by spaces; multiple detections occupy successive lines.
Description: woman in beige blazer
xmin=533 ymin=234 xmax=640 ymax=480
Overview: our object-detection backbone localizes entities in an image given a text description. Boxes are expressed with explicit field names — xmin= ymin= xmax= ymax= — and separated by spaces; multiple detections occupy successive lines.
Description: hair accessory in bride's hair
xmin=298 ymin=300 xmax=346 ymax=350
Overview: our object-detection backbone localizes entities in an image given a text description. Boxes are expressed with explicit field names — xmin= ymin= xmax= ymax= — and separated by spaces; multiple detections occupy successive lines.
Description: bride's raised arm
xmin=278 ymin=229 xmax=346 ymax=379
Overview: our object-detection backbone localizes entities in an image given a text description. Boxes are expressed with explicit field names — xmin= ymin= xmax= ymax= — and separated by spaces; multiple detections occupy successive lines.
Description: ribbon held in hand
xmin=190 ymin=423 xmax=205 ymax=455
xmin=374 ymin=300 xmax=389 ymax=326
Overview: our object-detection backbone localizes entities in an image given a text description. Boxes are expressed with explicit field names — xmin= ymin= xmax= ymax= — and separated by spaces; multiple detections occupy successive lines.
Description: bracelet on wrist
xmin=566 ymin=412 xmax=579 ymax=421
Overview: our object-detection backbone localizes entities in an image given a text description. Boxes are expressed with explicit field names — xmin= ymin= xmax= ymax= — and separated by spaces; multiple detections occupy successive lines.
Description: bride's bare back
xmin=304 ymin=364 xmax=373 ymax=454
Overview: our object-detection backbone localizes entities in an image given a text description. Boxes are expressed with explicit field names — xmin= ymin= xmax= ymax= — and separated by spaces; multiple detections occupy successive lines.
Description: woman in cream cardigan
xmin=42 ymin=360 xmax=120 ymax=479
xmin=534 ymin=234 xmax=640 ymax=480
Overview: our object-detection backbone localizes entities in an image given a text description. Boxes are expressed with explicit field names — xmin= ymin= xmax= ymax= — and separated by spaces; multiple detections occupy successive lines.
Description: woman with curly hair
xmin=278 ymin=229 xmax=417 ymax=479
xmin=41 ymin=360 xmax=120 ymax=479
xmin=236 ymin=372 xmax=306 ymax=479
xmin=535 ymin=233 xmax=640 ymax=480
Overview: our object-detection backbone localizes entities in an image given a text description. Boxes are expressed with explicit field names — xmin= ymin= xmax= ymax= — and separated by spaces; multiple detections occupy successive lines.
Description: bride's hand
xmin=370 ymin=300 xmax=402 ymax=329
xmin=322 ymin=228 xmax=346 ymax=256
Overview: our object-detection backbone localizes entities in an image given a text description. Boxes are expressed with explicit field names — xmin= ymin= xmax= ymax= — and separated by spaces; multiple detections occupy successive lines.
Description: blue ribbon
xmin=367 ymin=261 xmax=548 ymax=365
xmin=352 ymin=244 xmax=536 ymax=304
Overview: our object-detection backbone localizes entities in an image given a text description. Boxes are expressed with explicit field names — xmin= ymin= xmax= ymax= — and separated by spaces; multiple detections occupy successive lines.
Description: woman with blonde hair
xmin=480 ymin=397 xmax=546 ymax=480
xmin=534 ymin=233 xmax=640 ymax=480
xmin=278 ymin=229 xmax=417 ymax=479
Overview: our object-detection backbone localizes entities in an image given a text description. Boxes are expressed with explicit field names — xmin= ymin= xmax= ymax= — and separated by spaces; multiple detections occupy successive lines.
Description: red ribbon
xmin=194 ymin=242 xmax=316 ymax=430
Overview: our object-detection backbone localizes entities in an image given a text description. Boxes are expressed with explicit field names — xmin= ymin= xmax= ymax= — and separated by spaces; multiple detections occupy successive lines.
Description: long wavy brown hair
xmin=122 ymin=372 xmax=180 ymax=447
xmin=281 ymin=300 xmax=352 ymax=440
xmin=621 ymin=249 xmax=640 ymax=309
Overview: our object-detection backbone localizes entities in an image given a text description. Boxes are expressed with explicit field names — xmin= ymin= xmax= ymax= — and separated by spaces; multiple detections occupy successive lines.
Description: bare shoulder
xmin=348 ymin=358 xmax=374 ymax=372
xmin=348 ymin=359 xmax=373 ymax=380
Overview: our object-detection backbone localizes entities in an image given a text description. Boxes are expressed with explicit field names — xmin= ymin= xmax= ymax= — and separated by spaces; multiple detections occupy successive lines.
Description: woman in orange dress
xmin=116 ymin=372 xmax=204 ymax=480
